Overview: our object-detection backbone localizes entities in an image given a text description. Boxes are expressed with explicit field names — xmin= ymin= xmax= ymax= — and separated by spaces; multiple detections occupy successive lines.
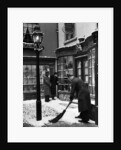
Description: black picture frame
xmin=1 ymin=1 xmax=118 ymax=146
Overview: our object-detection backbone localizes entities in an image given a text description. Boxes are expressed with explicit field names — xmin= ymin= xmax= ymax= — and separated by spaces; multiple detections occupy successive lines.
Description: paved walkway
xmin=23 ymin=98 xmax=97 ymax=127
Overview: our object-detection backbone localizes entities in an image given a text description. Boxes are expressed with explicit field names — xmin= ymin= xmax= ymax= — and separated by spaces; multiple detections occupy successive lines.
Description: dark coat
xmin=50 ymin=75 xmax=58 ymax=96
xmin=43 ymin=75 xmax=51 ymax=96
xmin=70 ymin=77 xmax=91 ymax=112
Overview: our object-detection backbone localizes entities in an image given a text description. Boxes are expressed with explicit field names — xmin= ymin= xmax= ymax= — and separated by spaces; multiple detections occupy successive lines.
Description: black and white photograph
xmin=23 ymin=22 xmax=98 ymax=127
xmin=8 ymin=8 xmax=113 ymax=142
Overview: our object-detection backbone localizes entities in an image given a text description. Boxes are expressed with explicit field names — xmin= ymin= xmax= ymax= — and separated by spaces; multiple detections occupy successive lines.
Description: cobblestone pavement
xmin=23 ymin=98 xmax=97 ymax=127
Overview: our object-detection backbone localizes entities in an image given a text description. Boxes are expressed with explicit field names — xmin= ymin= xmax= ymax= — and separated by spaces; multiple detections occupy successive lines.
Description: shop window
xmin=76 ymin=54 xmax=95 ymax=97
xmin=77 ymin=61 xmax=82 ymax=79
xmin=23 ymin=64 xmax=50 ymax=97
xmin=65 ymin=23 xmax=75 ymax=41
xmin=57 ymin=56 xmax=74 ymax=92
xmin=23 ymin=65 xmax=35 ymax=92
xmin=83 ymin=60 xmax=89 ymax=83
xmin=88 ymin=48 xmax=95 ymax=97
xmin=77 ymin=58 xmax=89 ymax=84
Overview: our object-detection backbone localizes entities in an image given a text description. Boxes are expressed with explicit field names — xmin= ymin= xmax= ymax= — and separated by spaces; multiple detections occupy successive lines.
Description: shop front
xmin=23 ymin=55 xmax=56 ymax=100
xmin=23 ymin=23 xmax=57 ymax=101
xmin=56 ymin=32 xmax=98 ymax=105
xmin=56 ymin=45 xmax=77 ymax=101
xmin=75 ymin=45 xmax=96 ymax=103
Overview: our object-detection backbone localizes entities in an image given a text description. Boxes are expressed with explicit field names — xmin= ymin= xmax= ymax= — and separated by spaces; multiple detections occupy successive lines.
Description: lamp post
xmin=32 ymin=25 xmax=44 ymax=121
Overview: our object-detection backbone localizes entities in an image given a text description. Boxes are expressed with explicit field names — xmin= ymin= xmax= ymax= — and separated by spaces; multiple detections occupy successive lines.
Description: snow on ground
xmin=23 ymin=99 xmax=97 ymax=127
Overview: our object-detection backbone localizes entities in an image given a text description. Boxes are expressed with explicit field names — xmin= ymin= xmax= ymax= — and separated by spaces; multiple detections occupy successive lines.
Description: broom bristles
xmin=49 ymin=110 xmax=66 ymax=123
xmin=49 ymin=101 xmax=71 ymax=123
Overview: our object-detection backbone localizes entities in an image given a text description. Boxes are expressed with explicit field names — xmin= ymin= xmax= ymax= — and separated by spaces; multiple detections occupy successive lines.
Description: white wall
xmin=58 ymin=23 xmax=97 ymax=48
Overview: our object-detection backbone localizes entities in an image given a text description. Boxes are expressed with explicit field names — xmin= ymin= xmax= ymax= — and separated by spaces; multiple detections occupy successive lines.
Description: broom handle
xmin=65 ymin=101 xmax=72 ymax=111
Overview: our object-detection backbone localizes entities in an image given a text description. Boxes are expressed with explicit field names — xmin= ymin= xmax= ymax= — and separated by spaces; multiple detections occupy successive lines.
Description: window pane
xmin=68 ymin=69 xmax=73 ymax=75
xmin=88 ymin=59 xmax=92 ymax=68
xmin=84 ymin=68 xmax=88 ymax=75
xmin=23 ymin=77 xmax=27 ymax=84
xmin=92 ymin=58 xmax=95 ymax=67
xmin=58 ymin=65 xmax=61 ymax=70
xmin=65 ymin=56 xmax=73 ymax=70
xmin=39 ymin=65 xmax=43 ymax=70
xmin=64 ymin=64 xmax=67 ymax=70
xmin=88 ymin=49 xmax=96 ymax=96
xmin=85 ymin=76 xmax=88 ymax=82
xmin=59 ymin=71 xmax=64 ymax=78
xmin=77 ymin=61 xmax=81 ymax=68
xmin=92 ymin=68 xmax=95 ymax=85
xmin=67 ymin=56 xmax=73 ymax=62
xmin=32 ymin=78 xmax=36 ymax=84
xmin=33 ymin=85 xmax=36 ymax=91
xmin=84 ymin=61 xmax=88 ymax=67
xmin=63 ymin=57 xmax=67 ymax=64
xmin=92 ymin=86 xmax=95 ymax=95
xmin=65 ymin=23 xmax=75 ymax=40
xmin=64 ymin=71 xmax=67 ymax=77
xmin=23 ymin=65 xmax=26 ymax=75
xmin=60 ymin=65 xmax=64 ymax=70
xmin=28 ymin=85 xmax=33 ymax=91
xmin=89 ymin=86 xmax=93 ymax=94
xmin=92 ymin=48 xmax=95 ymax=56
xmin=58 ymin=71 xmax=61 ymax=77
xmin=23 ymin=85 xmax=28 ymax=91
xmin=58 ymin=78 xmax=64 ymax=83
xmin=24 ymin=66 xmax=29 ymax=77
xmin=89 ymin=68 xmax=92 ymax=76
xmin=88 ymin=53 xmax=91 ymax=59
xmin=60 ymin=57 xmax=64 ymax=63
xmin=58 ymin=58 xmax=61 ymax=64
xmin=78 ymin=69 xmax=81 ymax=76
xmin=31 ymin=65 xmax=36 ymax=71
xmin=67 ymin=61 xmax=73 ymax=69
xmin=30 ymin=85 xmax=35 ymax=91
xmin=31 ymin=65 xmax=36 ymax=77
xmin=89 ymin=77 xmax=92 ymax=85
xmin=40 ymin=77 xmax=43 ymax=84
xmin=78 ymin=76 xmax=81 ymax=79
xmin=28 ymin=78 xmax=32 ymax=84
xmin=26 ymin=65 xmax=31 ymax=77
xmin=57 ymin=56 xmax=73 ymax=92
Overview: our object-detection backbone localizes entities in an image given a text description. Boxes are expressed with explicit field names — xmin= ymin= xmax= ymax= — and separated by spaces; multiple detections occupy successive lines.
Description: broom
xmin=49 ymin=101 xmax=72 ymax=123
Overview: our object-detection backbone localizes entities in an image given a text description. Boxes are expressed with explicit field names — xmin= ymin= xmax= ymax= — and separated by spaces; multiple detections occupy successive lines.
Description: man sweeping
xmin=68 ymin=74 xmax=91 ymax=123
xmin=49 ymin=74 xmax=91 ymax=124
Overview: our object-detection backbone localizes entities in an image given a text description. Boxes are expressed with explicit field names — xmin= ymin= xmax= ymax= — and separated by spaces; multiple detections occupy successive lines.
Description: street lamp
xmin=32 ymin=24 xmax=44 ymax=121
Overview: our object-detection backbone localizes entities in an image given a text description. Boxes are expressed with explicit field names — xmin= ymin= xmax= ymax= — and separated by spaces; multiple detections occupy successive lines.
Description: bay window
xmin=57 ymin=56 xmax=74 ymax=92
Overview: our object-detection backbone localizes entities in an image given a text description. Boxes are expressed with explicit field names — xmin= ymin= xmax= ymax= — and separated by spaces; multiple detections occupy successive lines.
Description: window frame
xmin=64 ymin=23 xmax=75 ymax=41
xmin=57 ymin=55 xmax=74 ymax=93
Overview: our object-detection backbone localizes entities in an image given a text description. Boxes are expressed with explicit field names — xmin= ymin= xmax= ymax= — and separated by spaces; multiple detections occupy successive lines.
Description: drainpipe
xmin=56 ymin=23 xmax=59 ymax=48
